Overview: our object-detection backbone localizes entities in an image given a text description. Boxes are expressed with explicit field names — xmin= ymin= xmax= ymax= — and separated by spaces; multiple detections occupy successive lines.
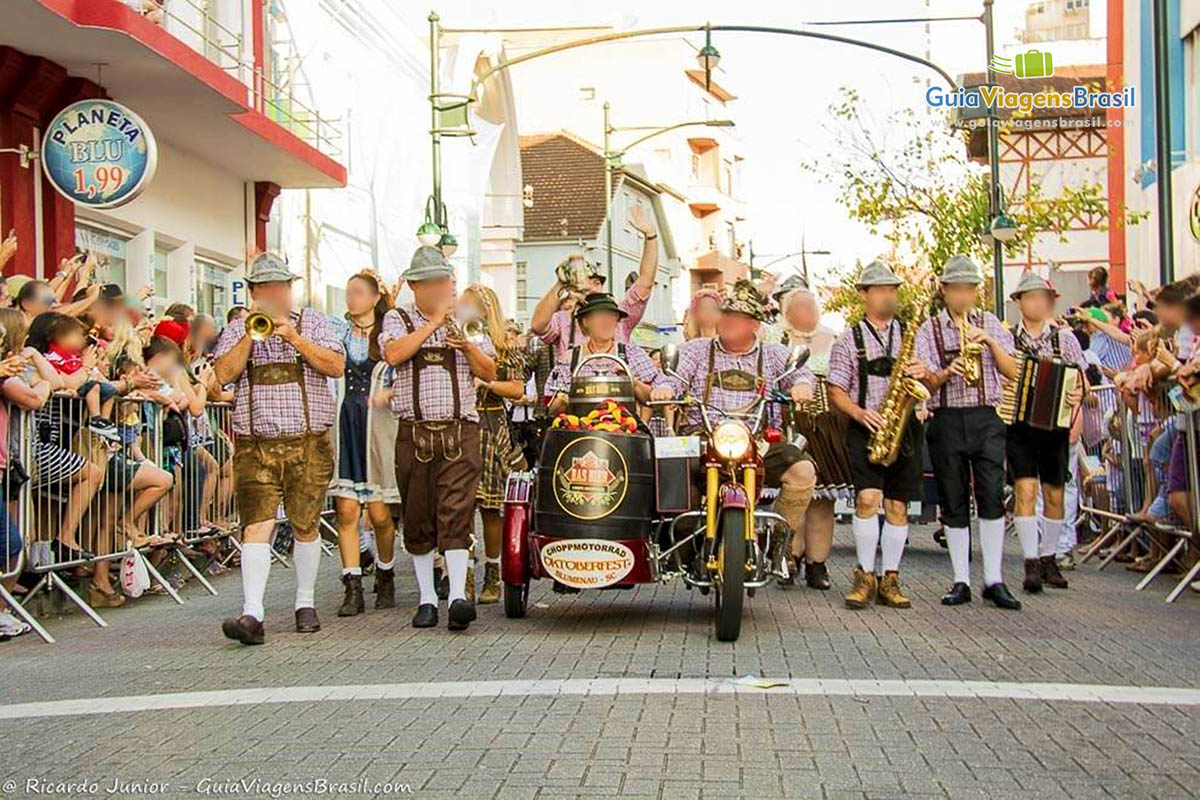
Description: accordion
xmin=998 ymin=357 xmax=1081 ymax=431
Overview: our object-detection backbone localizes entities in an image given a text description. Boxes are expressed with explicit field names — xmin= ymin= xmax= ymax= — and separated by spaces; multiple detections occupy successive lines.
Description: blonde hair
xmin=0 ymin=308 xmax=27 ymax=358
xmin=462 ymin=284 xmax=507 ymax=353
xmin=107 ymin=317 xmax=145 ymax=369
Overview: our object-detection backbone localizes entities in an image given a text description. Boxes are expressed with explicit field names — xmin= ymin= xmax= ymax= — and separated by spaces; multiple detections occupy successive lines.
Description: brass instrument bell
xmin=246 ymin=312 xmax=274 ymax=341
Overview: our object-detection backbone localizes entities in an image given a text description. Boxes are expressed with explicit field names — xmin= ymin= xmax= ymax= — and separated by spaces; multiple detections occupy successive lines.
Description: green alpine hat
xmin=573 ymin=292 xmax=627 ymax=321
xmin=856 ymin=260 xmax=903 ymax=288
xmin=1009 ymin=270 xmax=1060 ymax=300
xmin=721 ymin=278 xmax=768 ymax=321
xmin=940 ymin=254 xmax=983 ymax=285
xmin=403 ymin=246 xmax=454 ymax=282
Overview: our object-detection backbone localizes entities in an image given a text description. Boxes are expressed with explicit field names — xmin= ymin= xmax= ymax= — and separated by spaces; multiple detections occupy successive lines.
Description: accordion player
xmin=998 ymin=356 xmax=1083 ymax=431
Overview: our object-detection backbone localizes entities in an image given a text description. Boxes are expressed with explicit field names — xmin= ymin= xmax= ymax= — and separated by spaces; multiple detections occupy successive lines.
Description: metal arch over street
xmin=461 ymin=23 xmax=961 ymax=103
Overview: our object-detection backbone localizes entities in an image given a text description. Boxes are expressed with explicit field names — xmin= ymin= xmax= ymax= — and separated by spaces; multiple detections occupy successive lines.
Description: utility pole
xmin=983 ymin=0 xmax=1004 ymax=315
xmin=603 ymin=101 xmax=614 ymax=287
xmin=1151 ymin=0 xmax=1175 ymax=285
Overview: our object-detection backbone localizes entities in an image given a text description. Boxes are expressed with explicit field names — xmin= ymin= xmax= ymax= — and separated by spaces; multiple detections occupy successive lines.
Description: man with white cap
xmin=827 ymin=260 xmax=925 ymax=610
xmin=1006 ymin=271 xmax=1085 ymax=593
xmin=215 ymin=253 xmax=346 ymax=645
xmin=910 ymin=255 xmax=1021 ymax=610
xmin=381 ymin=246 xmax=497 ymax=631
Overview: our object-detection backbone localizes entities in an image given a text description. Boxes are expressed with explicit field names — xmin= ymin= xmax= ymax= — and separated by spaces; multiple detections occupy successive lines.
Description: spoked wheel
xmin=713 ymin=508 xmax=746 ymax=642
xmin=503 ymin=581 xmax=528 ymax=618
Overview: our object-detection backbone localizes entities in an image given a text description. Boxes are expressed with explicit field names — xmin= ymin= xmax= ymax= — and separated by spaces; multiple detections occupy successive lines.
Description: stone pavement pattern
xmin=2 ymin=525 xmax=1198 ymax=799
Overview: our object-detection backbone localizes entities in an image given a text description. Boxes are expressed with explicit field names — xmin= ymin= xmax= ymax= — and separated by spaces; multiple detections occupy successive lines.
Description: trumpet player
xmin=381 ymin=247 xmax=496 ymax=632
xmin=911 ymin=256 xmax=1020 ymax=610
xmin=215 ymin=253 xmax=347 ymax=645
xmin=827 ymin=262 xmax=924 ymax=609
xmin=1007 ymin=272 xmax=1085 ymax=594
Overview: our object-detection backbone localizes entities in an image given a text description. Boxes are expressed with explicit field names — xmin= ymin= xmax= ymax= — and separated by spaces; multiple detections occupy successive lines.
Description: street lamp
xmin=603 ymin=102 xmax=736 ymax=285
xmin=439 ymin=231 xmax=459 ymax=258
xmin=990 ymin=212 xmax=1018 ymax=243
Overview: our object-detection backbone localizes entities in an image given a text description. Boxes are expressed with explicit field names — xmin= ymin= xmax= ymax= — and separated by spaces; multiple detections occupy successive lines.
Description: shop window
xmin=74 ymin=224 xmax=128 ymax=286
xmin=153 ymin=249 xmax=169 ymax=308
xmin=195 ymin=259 xmax=231 ymax=320
xmin=516 ymin=261 xmax=528 ymax=317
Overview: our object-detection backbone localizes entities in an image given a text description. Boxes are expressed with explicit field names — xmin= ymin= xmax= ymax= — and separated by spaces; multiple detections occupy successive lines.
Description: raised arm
xmin=274 ymin=312 xmax=344 ymax=378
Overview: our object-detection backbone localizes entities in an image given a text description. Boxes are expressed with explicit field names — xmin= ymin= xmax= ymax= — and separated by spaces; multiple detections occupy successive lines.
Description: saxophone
xmin=867 ymin=314 xmax=931 ymax=467
xmin=955 ymin=310 xmax=984 ymax=387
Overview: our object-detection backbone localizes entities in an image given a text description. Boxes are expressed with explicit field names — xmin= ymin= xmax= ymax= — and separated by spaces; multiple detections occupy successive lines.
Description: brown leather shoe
xmin=1040 ymin=555 xmax=1069 ymax=589
xmin=876 ymin=571 xmax=911 ymax=608
xmin=805 ymin=560 xmax=831 ymax=590
xmin=1022 ymin=558 xmax=1044 ymax=593
xmin=843 ymin=566 xmax=877 ymax=609
xmin=294 ymin=607 xmax=321 ymax=633
xmin=221 ymin=614 xmax=265 ymax=645
xmin=88 ymin=585 xmax=126 ymax=609
xmin=374 ymin=567 xmax=396 ymax=609
xmin=479 ymin=562 xmax=501 ymax=605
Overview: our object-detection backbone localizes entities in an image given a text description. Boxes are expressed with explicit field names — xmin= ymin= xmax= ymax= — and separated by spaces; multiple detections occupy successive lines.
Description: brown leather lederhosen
xmin=232 ymin=310 xmax=334 ymax=531
xmin=393 ymin=308 xmax=480 ymax=554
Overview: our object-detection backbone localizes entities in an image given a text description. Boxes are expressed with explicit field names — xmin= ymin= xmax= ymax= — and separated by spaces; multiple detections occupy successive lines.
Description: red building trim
xmin=1105 ymin=0 xmax=1126 ymax=292
xmin=253 ymin=181 xmax=280 ymax=254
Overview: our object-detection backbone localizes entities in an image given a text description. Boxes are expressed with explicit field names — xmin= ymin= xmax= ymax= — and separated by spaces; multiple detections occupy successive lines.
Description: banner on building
xmin=40 ymin=99 xmax=158 ymax=209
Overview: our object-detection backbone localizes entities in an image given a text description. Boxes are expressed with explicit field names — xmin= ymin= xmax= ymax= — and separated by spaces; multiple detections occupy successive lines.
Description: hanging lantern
xmin=439 ymin=231 xmax=458 ymax=258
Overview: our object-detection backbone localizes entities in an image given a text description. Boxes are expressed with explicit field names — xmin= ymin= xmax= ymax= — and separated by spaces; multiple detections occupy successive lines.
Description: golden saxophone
xmin=955 ymin=310 xmax=984 ymax=387
xmin=867 ymin=313 xmax=931 ymax=467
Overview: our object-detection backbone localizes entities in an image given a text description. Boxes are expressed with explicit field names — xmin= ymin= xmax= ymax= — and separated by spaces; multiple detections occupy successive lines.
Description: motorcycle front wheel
xmin=714 ymin=507 xmax=746 ymax=642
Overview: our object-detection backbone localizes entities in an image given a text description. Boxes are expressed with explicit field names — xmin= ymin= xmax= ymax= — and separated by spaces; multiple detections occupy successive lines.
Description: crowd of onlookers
xmin=0 ymin=233 xmax=247 ymax=638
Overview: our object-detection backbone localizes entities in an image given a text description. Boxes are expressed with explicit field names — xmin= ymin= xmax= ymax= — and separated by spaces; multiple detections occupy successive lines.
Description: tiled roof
xmin=519 ymin=132 xmax=609 ymax=241
xmin=960 ymin=65 xmax=1107 ymax=121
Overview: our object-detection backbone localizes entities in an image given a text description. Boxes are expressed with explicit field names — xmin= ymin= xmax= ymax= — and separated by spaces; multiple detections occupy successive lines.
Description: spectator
xmin=683 ymin=288 xmax=722 ymax=341
xmin=226 ymin=305 xmax=249 ymax=325
xmin=1080 ymin=266 xmax=1117 ymax=309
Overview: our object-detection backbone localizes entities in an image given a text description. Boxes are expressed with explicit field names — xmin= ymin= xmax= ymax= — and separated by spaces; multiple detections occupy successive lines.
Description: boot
xmin=1040 ymin=555 xmax=1069 ymax=589
xmin=876 ymin=571 xmax=911 ymax=608
xmin=479 ymin=562 xmax=501 ymax=604
xmin=465 ymin=564 xmax=476 ymax=605
xmin=843 ymin=566 xmax=876 ymax=609
xmin=1022 ymin=558 xmax=1044 ymax=594
xmin=337 ymin=573 xmax=365 ymax=617
xmin=374 ymin=567 xmax=396 ymax=609
xmin=805 ymin=560 xmax=830 ymax=590
xmin=88 ymin=584 xmax=126 ymax=608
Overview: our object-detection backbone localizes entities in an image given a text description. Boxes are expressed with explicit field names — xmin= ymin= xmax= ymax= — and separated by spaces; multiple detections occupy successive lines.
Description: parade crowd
xmin=0 ymin=213 xmax=1196 ymax=643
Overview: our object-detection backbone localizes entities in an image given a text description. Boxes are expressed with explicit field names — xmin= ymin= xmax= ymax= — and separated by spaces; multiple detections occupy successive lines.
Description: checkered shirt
xmin=828 ymin=319 xmax=904 ymax=412
xmin=1013 ymin=322 xmax=1086 ymax=369
xmin=667 ymin=337 xmax=814 ymax=428
xmin=544 ymin=341 xmax=667 ymax=398
xmin=914 ymin=309 xmax=1014 ymax=410
xmin=541 ymin=284 xmax=650 ymax=364
xmin=213 ymin=308 xmax=343 ymax=438
xmin=379 ymin=305 xmax=496 ymax=423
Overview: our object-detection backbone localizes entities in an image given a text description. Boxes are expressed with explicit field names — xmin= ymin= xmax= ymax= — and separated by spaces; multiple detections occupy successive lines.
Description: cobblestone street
xmin=2 ymin=525 xmax=1197 ymax=799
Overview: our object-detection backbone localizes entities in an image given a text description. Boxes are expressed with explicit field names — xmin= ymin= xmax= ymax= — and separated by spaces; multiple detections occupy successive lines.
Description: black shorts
xmin=1006 ymin=422 xmax=1070 ymax=486
xmin=926 ymin=407 xmax=1007 ymax=528
xmin=762 ymin=442 xmax=806 ymax=488
xmin=845 ymin=420 xmax=924 ymax=502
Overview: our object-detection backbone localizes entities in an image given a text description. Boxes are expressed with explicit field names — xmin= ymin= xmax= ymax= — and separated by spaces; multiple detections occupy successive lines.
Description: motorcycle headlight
xmin=712 ymin=420 xmax=751 ymax=460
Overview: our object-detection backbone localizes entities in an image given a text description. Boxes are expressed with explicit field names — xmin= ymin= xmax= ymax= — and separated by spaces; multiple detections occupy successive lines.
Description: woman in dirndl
xmin=330 ymin=271 xmax=400 ymax=617
xmin=460 ymin=284 xmax=526 ymax=605
xmin=777 ymin=285 xmax=846 ymax=590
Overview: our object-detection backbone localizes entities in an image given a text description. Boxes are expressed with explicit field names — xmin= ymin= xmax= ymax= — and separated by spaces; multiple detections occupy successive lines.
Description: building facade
xmin=0 ymin=0 xmax=345 ymax=320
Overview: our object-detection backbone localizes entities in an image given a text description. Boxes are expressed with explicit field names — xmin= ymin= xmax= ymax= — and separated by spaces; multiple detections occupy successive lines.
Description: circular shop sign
xmin=1190 ymin=185 xmax=1200 ymax=244
xmin=539 ymin=539 xmax=635 ymax=589
xmin=40 ymin=99 xmax=157 ymax=209
xmin=552 ymin=435 xmax=629 ymax=520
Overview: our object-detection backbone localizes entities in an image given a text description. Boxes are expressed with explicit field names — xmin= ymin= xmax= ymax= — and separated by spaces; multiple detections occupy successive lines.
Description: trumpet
xmin=443 ymin=313 xmax=488 ymax=344
xmin=246 ymin=311 xmax=274 ymax=341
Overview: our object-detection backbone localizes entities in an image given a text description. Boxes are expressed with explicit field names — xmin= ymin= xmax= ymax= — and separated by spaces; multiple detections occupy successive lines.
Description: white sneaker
xmin=0 ymin=611 xmax=31 ymax=639
xmin=1190 ymin=580 xmax=1200 ymax=594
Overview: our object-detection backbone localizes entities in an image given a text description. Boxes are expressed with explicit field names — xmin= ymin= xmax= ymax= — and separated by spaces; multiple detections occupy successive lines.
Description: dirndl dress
xmin=476 ymin=348 xmax=525 ymax=511
xmin=329 ymin=326 xmax=401 ymax=505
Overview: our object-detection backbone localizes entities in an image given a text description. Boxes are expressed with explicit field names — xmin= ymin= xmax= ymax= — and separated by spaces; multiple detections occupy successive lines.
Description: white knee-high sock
xmin=412 ymin=551 xmax=437 ymax=605
xmin=979 ymin=517 xmax=1006 ymax=587
xmin=445 ymin=548 xmax=470 ymax=603
xmin=1014 ymin=516 xmax=1039 ymax=560
xmin=880 ymin=522 xmax=908 ymax=573
xmin=852 ymin=515 xmax=880 ymax=573
xmin=240 ymin=542 xmax=272 ymax=621
xmin=293 ymin=539 xmax=321 ymax=610
xmin=946 ymin=526 xmax=970 ymax=585
xmin=1040 ymin=518 xmax=1063 ymax=558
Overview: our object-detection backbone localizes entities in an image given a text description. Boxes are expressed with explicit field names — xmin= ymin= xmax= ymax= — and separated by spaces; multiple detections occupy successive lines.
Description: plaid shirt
xmin=544 ymin=341 xmax=667 ymax=397
xmin=541 ymin=284 xmax=650 ymax=363
xmin=915 ymin=310 xmax=1014 ymax=410
xmin=379 ymin=305 xmax=496 ymax=423
xmin=667 ymin=337 xmax=814 ymax=428
xmin=828 ymin=319 xmax=903 ymax=412
xmin=213 ymin=308 xmax=343 ymax=438
xmin=1013 ymin=322 xmax=1086 ymax=369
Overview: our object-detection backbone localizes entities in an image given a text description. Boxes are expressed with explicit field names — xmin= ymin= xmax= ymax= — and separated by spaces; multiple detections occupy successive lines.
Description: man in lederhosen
xmin=1006 ymin=271 xmax=1085 ymax=593
xmin=215 ymin=253 xmax=346 ymax=645
xmin=911 ymin=255 xmax=1022 ymax=610
xmin=667 ymin=280 xmax=818 ymax=556
xmin=381 ymin=247 xmax=497 ymax=631
xmin=827 ymin=261 xmax=924 ymax=610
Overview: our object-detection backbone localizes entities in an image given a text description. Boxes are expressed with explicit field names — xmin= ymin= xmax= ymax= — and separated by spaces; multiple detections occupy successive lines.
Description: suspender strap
xmin=932 ymin=315 xmax=948 ymax=408
xmin=398 ymin=309 xmax=425 ymax=422
xmin=569 ymin=345 xmax=581 ymax=373
xmin=702 ymin=338 xmax=717 ymax=406
xmin=245 ymin=310 xmax=311 ymax=436
xmin=1052 ymin=329 xmax=1062 ymax=359
xmin=617 ymin=343 xmax=627 ymax=363
xmin=852 ymin=322 xmax=868 ymax=408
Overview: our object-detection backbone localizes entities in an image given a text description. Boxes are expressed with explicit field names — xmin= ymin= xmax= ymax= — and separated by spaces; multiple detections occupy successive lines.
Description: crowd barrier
xmin=2 ymin=394 xmax=245 ymax=643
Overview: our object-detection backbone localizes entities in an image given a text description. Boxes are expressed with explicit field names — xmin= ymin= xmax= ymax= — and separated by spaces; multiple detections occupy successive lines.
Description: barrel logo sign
xmin=40 ymin=99 xmax=157 ymax=209
xmin=552 ymin=436 xmax=628 ymax=520
xmin=539 ymin=539 xmax=635 ymax=589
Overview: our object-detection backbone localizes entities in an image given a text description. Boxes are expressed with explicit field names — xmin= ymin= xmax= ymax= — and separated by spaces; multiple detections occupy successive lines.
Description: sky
xmin=431 ymin=0 xmax=1037 ymax=287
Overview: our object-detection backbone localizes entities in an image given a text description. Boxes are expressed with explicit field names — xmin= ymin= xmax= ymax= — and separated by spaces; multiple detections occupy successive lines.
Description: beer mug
xmin=555 ymin=254 xmax=587 ymax=296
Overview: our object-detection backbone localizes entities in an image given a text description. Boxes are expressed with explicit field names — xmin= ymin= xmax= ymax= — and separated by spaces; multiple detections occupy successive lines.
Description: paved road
xmin=2 ymin=525 xmax=1197 ymax=799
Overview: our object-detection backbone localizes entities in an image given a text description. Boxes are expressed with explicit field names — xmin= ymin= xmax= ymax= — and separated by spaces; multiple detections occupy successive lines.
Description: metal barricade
xmin=1164 ymin=405 xmax=1200 ymax=602
xmin=0 ymin=403 xmax=53 ymax=643
xmin=1077 ymin=385 xmax=1134 ymax=557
